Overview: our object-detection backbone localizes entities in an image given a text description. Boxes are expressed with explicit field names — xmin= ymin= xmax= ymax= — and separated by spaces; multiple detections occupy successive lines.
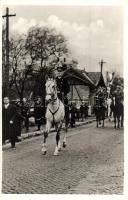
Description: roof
xmin=86 ymin=72 xmax=101 ymax=85
xmin=77 ymin=69 xmax=95 ymax=85
xmin=86 ymin=72 xmax=105 ymax=86
xmin=63 ymin=67 xmax=95 ymax=87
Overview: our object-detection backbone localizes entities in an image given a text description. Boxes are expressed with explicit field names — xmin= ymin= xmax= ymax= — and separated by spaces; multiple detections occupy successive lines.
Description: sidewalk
xmin=21 ymin=116 xmax=96 ymax=140
xmin=2 ymin=116 xmax=96 ymax=149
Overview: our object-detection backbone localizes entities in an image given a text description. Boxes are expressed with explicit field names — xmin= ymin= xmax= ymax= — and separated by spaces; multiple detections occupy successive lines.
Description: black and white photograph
xmin=1 ymin=0 xmax=127 ymax=196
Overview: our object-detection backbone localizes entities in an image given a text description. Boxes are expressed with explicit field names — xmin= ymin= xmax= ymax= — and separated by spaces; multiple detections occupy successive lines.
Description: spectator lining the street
xmin=80 ymin=102 xmax=84 ymax=121
xmin=76 ymin=101 xmax=81 ymax=121
xmin=2 ymin=97 xmax=18 ymax=149
xmin=34 ymin=97 xmax=44 ymax=131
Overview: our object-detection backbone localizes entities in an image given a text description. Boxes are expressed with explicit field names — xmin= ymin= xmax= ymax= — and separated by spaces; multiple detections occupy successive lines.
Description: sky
xmin=2 ymin=5 xmax=123 ymax=76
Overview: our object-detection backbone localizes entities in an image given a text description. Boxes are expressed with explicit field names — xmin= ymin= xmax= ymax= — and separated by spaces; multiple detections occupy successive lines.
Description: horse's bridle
xmin=46 ymin=82 xmax=57 ymax=102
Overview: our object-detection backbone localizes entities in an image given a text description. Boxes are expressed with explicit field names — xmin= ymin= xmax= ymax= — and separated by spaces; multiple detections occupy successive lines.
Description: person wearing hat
xmin=2 ymin=97 xmax=17 ymax=149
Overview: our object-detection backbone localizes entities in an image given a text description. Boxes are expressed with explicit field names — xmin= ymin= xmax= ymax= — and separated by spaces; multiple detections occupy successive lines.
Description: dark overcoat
xmin=2 ymin=104 xmax=17 ymax=142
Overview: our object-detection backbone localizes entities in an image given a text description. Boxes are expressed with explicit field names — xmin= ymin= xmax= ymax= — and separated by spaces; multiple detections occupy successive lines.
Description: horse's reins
xmin=48 ymin=100 xmax=60 ymax=125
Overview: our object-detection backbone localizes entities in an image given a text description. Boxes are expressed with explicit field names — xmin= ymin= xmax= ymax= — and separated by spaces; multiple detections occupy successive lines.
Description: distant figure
xmin=34 ymin=97 xmax=43 ymax=131
xmin=70 ymin=103 xmax=76 ymax=127
xmin=15 ymin=102 xmax=24 ymax=141
xmin=21 ymin=98 xmax=29 ymax=132
xmin=80 ymin=102 xmax=84 ymax=121
xmin=84 ymin=103 xmax=89 ymax=119
xmin=93 ymin=98 xmax=106 ymax=128
xmin=2 ymin=97 xmax=17 ymax=149
xmin=76 ymin=101 xmax=81 ymax=121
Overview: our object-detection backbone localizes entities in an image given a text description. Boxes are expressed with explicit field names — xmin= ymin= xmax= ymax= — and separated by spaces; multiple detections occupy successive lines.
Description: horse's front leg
xmin=42 ymin=120 xmax=51 ymax=155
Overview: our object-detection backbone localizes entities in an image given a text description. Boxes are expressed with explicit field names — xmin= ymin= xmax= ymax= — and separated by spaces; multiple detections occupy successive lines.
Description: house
xmin=85 ymin=72 xmax=106 ymax=107
xmin=63 ymin=67 xmax=95 ymax=104
xmin=61 ymin=67 xmax=106 ymax=113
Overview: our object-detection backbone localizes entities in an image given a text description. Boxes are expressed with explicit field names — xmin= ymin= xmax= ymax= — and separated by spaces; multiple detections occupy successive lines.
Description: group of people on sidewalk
xmin=2 ymin=96 xmax=45 ymax=149
xmin=2 ymin=95 xmax=90 ymax=149
xmin=64 ymin=100 xmax=89 ymax=128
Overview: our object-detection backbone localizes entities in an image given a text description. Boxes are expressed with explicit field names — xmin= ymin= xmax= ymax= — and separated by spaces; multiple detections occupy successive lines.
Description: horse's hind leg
xmin=54 ymin=121 xmax=66 ymax=155
xmin=54 ymin=122 xmax=62 ymax=155
xmin=53 ymin=132 xmax=60 ymax=156
xmin=53 ymin=130 xmax=61 ymax=156
xmin=42 ymin=121 xmax=51 ymax=155
xmin=62 ymin=126 xmax=67 ymax=148
xmin=58 ymin=121 xmax=67 ymax=148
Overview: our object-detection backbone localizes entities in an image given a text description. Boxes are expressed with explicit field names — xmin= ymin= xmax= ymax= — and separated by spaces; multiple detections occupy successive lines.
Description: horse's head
xmin=45 ymin=78 xmax=57 ymax=103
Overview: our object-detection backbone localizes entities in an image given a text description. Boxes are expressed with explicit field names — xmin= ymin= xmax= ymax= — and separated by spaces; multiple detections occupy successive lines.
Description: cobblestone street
xmin=2 ymin=120 xmax=124 ymax=194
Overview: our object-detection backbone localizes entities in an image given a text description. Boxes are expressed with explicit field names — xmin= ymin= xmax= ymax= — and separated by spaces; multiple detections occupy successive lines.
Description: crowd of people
xmin=2 ymin=96 xmax=90 ymax=148
xmin=68 ymin=101 xmax=89 ymax=127
xmin=3 ymin=94 xmax=123 ymax=149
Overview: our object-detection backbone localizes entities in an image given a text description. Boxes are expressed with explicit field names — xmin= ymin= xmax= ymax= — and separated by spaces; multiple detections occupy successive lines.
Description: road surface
xmin=2 ymin=120 xmax=124 ymax=194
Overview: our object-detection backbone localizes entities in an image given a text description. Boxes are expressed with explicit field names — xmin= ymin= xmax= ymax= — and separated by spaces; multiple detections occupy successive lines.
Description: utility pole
xmin=2 ymin=7 xmax=16 ymax=96
xmin=99 ymin=59 xmax=106 ymax=75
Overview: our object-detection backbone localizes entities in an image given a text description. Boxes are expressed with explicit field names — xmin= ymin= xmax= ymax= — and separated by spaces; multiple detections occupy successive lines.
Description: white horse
xmin=41 ymin=78 xmax=66 ymax=156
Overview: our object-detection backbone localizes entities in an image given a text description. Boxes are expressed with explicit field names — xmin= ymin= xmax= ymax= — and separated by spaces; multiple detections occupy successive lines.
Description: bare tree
xmin=6 ymin=26 xmax=70 ymax=103
xmin=25 ymin=26 xmax=68 ymax=69
xmin=9 ymin=35 xmax=32 ymax=103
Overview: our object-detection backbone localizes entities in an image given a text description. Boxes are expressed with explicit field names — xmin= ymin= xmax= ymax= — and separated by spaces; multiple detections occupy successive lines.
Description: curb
xmin=2 ymin=118 xmax=96 ymax=149
xmin=21 ymin=118 xmax=96 ymax=140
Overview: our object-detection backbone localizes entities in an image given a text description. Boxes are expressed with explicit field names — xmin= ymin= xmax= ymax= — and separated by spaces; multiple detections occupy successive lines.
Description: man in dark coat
xmin=2 ymin=97 xmax=17 ymax=148
xmin=34 ymin=97 xmax=44 ymax=131
xmin=80 ymin=102 xmax=84 ymax=121
xmin=84 ymin=103 xmax=89 ymax=119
